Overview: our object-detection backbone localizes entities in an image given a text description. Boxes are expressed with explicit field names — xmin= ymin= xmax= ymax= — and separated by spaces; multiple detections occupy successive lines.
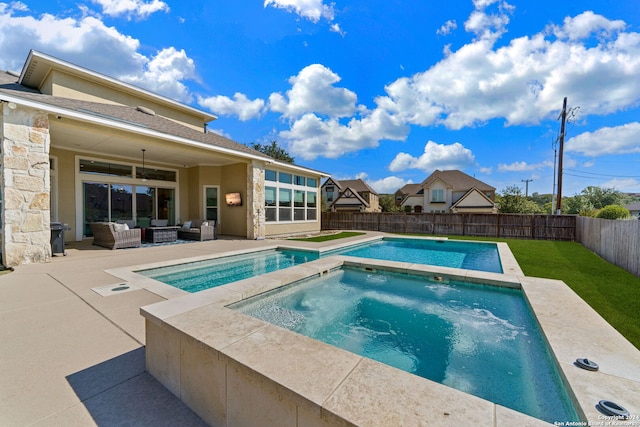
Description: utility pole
xmin=555 ymin=97 xmax=567 ymax=215
xmin=521 ymin=179 xmax=533 ymax=197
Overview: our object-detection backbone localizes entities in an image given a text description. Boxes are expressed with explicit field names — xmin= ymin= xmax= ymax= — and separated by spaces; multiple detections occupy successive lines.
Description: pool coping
xmin=138 ymin=254 xmax=640 ymax=426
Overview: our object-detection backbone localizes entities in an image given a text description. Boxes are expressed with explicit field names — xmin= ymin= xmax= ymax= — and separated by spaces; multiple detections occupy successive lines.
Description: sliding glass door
xmin=83 ymin=182 xmax=175 ymax=236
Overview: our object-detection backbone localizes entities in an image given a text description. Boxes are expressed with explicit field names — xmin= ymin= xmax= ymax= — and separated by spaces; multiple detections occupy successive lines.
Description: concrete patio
xmin=0 ymin=235 xmax=344 ymax=426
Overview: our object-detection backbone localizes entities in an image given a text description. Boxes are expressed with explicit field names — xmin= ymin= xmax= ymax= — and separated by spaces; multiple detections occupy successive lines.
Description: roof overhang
xmin=18 ymin=50 xmax=218 ymax=124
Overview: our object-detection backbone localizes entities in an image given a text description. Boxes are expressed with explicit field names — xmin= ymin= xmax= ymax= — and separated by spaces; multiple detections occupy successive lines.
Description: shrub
xmin=596 ymin=205 xmax=631 ymax=220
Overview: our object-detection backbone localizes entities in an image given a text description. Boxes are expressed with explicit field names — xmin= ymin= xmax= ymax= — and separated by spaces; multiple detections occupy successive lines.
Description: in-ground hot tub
xmin=140 ymin=255 xmax=640 ymax=426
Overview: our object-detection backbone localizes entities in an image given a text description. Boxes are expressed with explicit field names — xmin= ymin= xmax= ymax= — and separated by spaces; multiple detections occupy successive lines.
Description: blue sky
xmin=1 ymin=0 xmax=639 ymax=197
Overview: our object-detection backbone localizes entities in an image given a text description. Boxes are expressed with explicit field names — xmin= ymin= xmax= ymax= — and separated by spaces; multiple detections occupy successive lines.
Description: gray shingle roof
xmin=329 ymin=179 xmax=378 ymax=195
xmin=422 ymin=170 xmax=495 ymax=192
xmin=0 ymin=70 xmax=272 ymax=161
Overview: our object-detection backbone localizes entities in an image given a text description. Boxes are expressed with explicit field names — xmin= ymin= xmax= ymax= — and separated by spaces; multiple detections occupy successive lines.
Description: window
xmin=279 ymin=188 xmax=292 ymax=221
xmin=80 ymin=159 xmax=132 ymax=178
xmin=279 ymin=172 xmax=292 ymax=184
xmin=136 ymin=168 xmax=176 ymax=182
xmin=264 ymin=170 xmax=318 ymax=222
xmin=326 ymin=186 xmax=334 ymax=202
xmin=265 ymin=187 xmax=277 ymax=222
xmin=307 ymin=177 xmax=317 ymax=187
xmin=294 ymin=190 xmax=305 ymax=220
xmin=431 ymin=189 xmax=445 ymax=203
xmin=307 ymin=191 xmax=317 ymax=220
xmin=204 ymin=187 xmax=219 ymax=224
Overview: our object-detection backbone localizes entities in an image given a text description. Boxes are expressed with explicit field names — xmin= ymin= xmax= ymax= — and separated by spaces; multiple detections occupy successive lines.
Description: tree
xmin=596 ymin=205 xmax=631 ymax=220
xmin=379 ymin=194 xmax=402 ymax=212
xmin=580 ymin=186 xmax=624 ymax=210
xmin=250 ymin=140 xmax=295 ymax=163
xmin=497 ymin=185 xmax=544 ymax=214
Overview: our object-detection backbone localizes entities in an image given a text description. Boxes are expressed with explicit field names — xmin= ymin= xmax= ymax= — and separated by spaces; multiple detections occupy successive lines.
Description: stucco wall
xmin=43 ymin=71 xmax=206 ymax=132
xmin=221 ymin=163 xmax=248 ymax=237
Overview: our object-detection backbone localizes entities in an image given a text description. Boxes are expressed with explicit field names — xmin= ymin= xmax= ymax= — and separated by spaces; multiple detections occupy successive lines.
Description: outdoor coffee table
xmin=145 ymin=226 xmax=181 ymax=243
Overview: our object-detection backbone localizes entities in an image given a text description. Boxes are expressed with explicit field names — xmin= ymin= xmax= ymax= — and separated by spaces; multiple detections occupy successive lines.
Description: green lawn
xmin=450 ymin=236 xmax=640 ymax=350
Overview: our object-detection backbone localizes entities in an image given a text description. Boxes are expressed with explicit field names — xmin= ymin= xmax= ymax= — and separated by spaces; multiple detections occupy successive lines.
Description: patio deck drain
xmin=92 ymin=283 xmax=140 ymax=296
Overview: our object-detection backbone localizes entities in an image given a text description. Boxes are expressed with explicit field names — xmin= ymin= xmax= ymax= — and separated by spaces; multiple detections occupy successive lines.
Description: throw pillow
xmin=201 ymin=221 xmax=209 ymax=226
xmin=181 ymin=221 xmax=192 ymax=230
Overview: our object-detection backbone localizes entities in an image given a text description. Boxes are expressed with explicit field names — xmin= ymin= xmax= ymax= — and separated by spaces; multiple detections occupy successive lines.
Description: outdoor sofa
xmin=90 ymin=222 xmax=142 ymax=250
xmin=177 ymin=219 xmax=216 ymax=241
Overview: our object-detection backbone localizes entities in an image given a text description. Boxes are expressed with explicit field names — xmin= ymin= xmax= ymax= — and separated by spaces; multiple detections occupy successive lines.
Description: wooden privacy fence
xmin=322 ymin=212 xmax=577 ymax=241
xmin=576 ymin=216 xmax=640 ymax=277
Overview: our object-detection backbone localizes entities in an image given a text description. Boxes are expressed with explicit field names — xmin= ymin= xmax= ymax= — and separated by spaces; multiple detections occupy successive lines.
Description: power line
xmin=564 ymin=169 xmax=640 ymax=179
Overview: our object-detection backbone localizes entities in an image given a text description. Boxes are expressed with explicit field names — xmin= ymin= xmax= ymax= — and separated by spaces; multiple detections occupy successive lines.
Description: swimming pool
xmin=139 ymin=249 xmax=319 ymax=293
xmin=331 ymin=237 xmax=502 ymax=273
xmin=230 ymin=266 xmax=579 ymax=423
xmin=139 ymin=237 xmax=503 ymax=292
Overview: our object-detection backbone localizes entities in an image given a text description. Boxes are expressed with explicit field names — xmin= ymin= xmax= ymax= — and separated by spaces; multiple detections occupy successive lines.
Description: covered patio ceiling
xmin=49 ymin=116 xmax=249 ymax=168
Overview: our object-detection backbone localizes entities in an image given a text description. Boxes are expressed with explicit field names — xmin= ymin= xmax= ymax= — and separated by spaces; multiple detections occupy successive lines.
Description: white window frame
xmin=431 ymin=189 xmax=445 ymax=203
xmin=264 ymin=169 xmax=318 ymax=223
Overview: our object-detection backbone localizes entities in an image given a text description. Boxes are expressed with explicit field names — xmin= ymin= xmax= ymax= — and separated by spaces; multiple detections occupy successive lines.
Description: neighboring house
xmin=397 ymin=170 xmax=497 ymax=214
xmin=625 ymin=202 xmax=640 ymax=218
xmin=321 ymin=178 xmax=381 ymax=212
xmin=394 ymin=184 xmax=422 ymax=211
xmin=0 ymin=50 xmax=326 ymax=267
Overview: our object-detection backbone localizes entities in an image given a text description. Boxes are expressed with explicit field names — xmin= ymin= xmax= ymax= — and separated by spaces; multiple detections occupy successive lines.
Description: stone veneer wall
xmin=1 ymin=104 xmax=52 ymax=266
xmin=246 ymin=161 xmax=265 ymax=240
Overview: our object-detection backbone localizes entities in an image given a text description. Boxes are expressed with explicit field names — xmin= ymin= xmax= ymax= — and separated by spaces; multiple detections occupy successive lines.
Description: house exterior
xmin=0 ymin=50 xmax=326 ymax=266
xmin=321 ymin=178 xmax=381 ymax=212
xmin=625 ymin=201 xmax=640 ymax=218
xmin=394 ymin=183 xmax=422 ymax=211
xmin=397 ymin=170 xmax=497 ymax=214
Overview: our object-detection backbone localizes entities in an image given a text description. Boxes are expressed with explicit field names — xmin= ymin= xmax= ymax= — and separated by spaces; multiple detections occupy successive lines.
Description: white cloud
xmin=0 ymin=7 xmax=197 ymax=102
xmin=388 ymin=141 xmax=476 ymax=173
xmin=599 ymin=178 xmax=640 ymax=192
xmin=198 ymin=93 xmax=266 ymax=121
xmin=120 ymin=47 xmax=196 ymax=103
xmin=497 ymin=160 xmax=553 ymax=172
xmin=330 ymin=23 xmax=346 ymax=37
xmin=550 ymin=11 xmax=626 ymax=41
xmin=375 ymin=9 xmax=640 ymax=130
xmin=264 ymin=0 xmax=335 ymax=23
xmin=566 ymin=122 xmax=640 ymax=157
xmin=282 ymin=109 xmax=408 ymax=160
xmin=367 ymin=176 xmax=413 ymax=194
xmin=269 ymin=64 xmax=359 ymax=119
xmin=91 ymin=0 xmax=169 ymax=19
xmin=437 ymin=20 xmax=457 ymax=36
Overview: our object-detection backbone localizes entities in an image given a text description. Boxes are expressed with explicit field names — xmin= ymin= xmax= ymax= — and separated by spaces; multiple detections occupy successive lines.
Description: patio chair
xmin=90 ymin=222 xmax=142 ymax=250
xmin=177 ymin=219 xmax=216 ymax=241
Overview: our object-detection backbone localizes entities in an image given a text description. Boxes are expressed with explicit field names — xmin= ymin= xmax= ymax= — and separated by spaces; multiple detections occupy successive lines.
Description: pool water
xmin=331 ymin=238 xmax=502 ymax=273
xmin=231 ymin=267 xmax=579 ymax=424
xmin=140 ymin=249 xmax=318 ymax=293
xmin=139 ymin=238 xmax=503 ymax=292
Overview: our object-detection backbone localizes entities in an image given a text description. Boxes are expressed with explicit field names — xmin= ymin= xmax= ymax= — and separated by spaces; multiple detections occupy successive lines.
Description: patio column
xmin=246 ymin=161 xmax=265 ymax=240
xmin=1 ymin=103 xmax=51 ymax=266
